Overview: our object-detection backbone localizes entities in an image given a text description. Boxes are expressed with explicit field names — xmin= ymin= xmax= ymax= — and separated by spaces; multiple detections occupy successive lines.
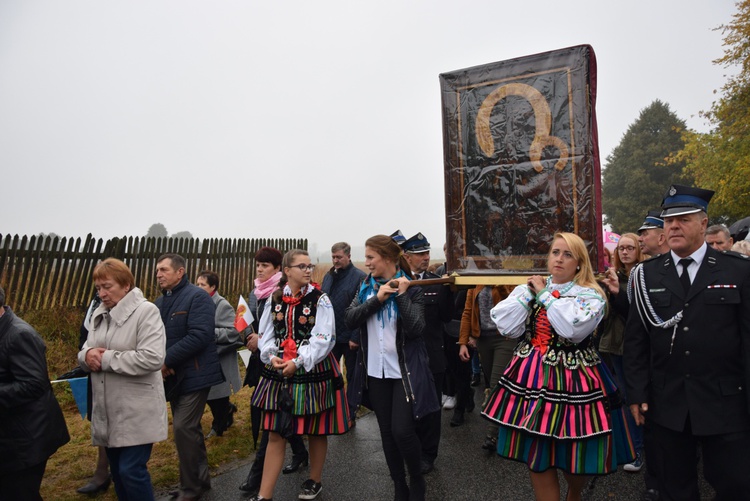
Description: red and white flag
xmin=234 ymin=295 xmax=254 ymax=332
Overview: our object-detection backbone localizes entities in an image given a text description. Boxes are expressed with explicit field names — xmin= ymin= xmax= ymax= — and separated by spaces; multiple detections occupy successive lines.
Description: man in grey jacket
xmin=155 ymin=254 xmax=223 ymax=501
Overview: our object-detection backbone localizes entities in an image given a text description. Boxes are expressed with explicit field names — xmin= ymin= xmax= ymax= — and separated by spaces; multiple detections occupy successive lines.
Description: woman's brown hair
xmin=612 ymin=233 xmax=644 ymax=277
xmin=365 ymin=234 xmax=413 ymax=278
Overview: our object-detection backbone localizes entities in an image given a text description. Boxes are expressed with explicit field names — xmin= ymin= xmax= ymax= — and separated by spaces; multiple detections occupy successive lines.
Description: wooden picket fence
xmin=0 ymin=234 xmax=307 ymax=312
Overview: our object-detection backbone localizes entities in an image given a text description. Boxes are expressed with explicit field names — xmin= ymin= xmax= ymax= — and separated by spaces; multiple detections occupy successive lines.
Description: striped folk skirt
xmin=481 ymin=341 xmax=635 ymax=475
xmin=251 ymin=352 xmax=351 ymax=436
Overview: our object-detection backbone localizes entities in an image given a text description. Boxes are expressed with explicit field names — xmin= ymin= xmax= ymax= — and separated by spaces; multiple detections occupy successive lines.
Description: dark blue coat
xmin=321 ymin=262 xmax=366 ymax=344
xmin=417 ymin=270 xmax=454 ymax=374
xmin=155 ymin=277 xmax=224 ymax=396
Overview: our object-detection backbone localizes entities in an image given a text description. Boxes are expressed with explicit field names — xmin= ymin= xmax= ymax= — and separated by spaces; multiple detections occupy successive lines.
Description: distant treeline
xmin=0 ymin=234 xmax=307 ymax=312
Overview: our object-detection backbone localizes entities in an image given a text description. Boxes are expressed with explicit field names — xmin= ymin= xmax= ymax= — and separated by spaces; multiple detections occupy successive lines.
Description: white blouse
xmin=364 ymin=291 xmax=402 ymax=379
xmin=490 ymin=281 xmax=605 ymax=344
xmin=257 ymin=285 xmax=336 ymax=372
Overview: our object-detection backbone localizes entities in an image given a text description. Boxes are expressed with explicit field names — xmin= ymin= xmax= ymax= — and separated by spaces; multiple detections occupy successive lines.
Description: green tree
xmin=146 ymin=223 xmax=168 ymax=238
xmin=675 ymin=1 xmax=750 ymax=222
xmin=602 ymin=100 xmax=691 ymax=233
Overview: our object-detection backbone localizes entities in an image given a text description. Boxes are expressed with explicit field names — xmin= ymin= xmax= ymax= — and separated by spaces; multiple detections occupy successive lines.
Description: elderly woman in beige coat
xmin=78 ymin=258 xmax=167 ymax=501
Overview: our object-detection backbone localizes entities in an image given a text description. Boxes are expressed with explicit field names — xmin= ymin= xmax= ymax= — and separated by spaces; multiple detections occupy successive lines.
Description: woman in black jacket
xmin=0 ymin=286 xmax=70 ymax=500
xmin=345 ymin=235 xmax=439 ymax=501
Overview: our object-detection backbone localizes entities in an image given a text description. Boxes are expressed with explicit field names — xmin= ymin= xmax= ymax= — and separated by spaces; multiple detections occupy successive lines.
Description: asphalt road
xmin=157 ymin=389 xmax=714 ymax=501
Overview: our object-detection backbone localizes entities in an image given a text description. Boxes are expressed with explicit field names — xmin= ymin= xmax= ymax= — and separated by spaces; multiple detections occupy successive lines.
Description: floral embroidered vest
xmin=516 ymin=300 xmax=601 ymax=369
xmin=271 ymin=288 xmax=323 ymax=348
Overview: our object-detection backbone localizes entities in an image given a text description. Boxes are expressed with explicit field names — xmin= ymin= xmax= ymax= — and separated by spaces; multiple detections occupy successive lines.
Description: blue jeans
xmin=106 ymin=443 xmax=155 ymax=501
xmin=470 ymin=349 xmax=482 ymax=376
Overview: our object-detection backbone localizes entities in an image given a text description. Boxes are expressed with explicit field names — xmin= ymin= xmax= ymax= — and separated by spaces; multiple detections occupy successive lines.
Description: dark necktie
xmin=679 ymin=258 xmax=693 ymax=293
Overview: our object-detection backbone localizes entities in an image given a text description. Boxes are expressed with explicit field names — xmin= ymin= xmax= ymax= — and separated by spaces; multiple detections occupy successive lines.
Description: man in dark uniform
xmin=637 ymin=209 xmax=669 ymax=257
xmin=401 ymin=232 xmax=453 ymax=474
xmin=624 ymin=185 xmax=750 ymax=501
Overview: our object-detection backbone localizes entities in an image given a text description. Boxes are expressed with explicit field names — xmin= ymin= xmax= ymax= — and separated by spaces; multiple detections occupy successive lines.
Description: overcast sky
xmin=0 ymin=0 xmax=737 ymax=260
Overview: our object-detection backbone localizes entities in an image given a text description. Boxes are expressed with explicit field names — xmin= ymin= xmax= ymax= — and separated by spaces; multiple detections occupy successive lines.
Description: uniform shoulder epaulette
xmin=641 ymin=253 xmax=662 ymax=263
xmin=640 ymin=252 xmax=667 ymax=264
xmin=720 ymin=250 xmax=750 ymax=260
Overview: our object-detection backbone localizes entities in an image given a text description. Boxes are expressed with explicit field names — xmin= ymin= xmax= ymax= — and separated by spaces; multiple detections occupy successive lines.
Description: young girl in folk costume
xmin=482 ymin=233 xmax=634 ymax=501
xmin=250 ymin=249 xmax=350 ymax=501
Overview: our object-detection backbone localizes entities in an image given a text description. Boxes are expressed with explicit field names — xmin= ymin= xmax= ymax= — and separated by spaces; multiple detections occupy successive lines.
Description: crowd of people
xmin=1 ymin=181 xmax=750 ymax=501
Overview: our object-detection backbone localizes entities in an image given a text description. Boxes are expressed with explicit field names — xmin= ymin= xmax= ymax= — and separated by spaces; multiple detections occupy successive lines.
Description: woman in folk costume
xmin=240 ymin=246 xmax=309 ymax=494
xmin=482 ymin=233 xmax=634 ymax=501
xmin=249 ymin=249 xmax=350 ymax=501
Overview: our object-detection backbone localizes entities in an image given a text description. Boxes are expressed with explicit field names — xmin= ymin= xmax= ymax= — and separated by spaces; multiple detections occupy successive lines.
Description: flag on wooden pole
xmin=235 ymin=295 xmax=254 ymax=332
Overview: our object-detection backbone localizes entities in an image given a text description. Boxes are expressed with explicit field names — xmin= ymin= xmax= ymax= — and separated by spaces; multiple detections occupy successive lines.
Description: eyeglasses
xmin=289 ymin=264 xmax=315 ymax=271
xmin=617 ymin=245 xmax=636 ymax=252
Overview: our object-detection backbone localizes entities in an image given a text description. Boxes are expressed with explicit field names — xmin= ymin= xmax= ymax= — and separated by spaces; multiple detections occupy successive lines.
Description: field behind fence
xmin=0 ymin=233 xmax=307 ymax=312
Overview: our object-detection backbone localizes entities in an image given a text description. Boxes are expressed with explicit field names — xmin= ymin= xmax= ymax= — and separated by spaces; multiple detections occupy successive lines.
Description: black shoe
xmin=393 ymin=479 xmax=410 ymax=501
xmin=226 ymin=402 xmax=237 ymax=429
xmin=247 ymin=495 xmax=273 ymax=501
xmin=641 ymin=489 xmax=659 ymax=501
xmin=76 ymin=475 xmax=111 ymax=495
xmin=481 ymin=435 xmax=497 ymax=452
xmin=239 ymin=463 xmax=263 ymax=493
xmin=420 ymin=459 xmax=434 ymax=475
xmin=471 ymin=373 xmax=481 ymax=387
xmin=283 ymin=452 xmax=309 ymax=474
xmin=298 ymin=479 xmax=322 ymax=500
xmin=450 ymin=409 xmax=465 ymax=427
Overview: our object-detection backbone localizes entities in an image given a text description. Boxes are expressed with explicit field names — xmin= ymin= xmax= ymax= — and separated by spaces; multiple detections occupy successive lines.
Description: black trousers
xmin=416 ymin=371 xmax=443 ymax=462
xmin=442 ymin=334 xmax=457 ymax=397
xmin=642 ymin=421 xmax=659 ymax=491
xmin=368 ymin=376 xmax=423 ymax=482
xmin=444 ymin=337 xmax=473 ymax=411
xmin=0 ymin=460 xmax=46 ymax=501
xmin=207 ymin=396 xmax=231 ymax=433
xmin=650 ymin=419 xmax=750 ymax=501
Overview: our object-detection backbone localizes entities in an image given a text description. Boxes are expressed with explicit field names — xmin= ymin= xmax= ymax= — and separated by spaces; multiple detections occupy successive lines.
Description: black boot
xmin=409 ymin=474 xmax=425 ymax=501
xmin=239 ymin=460 xmax=263 ymax=493
xmin=76 ymin=475 xmax=111 ymax=495
xmin=226 ymin=402 xmax=238 ymax=430
xmin=282 ymin=450 xmax=309 ymax=474
xmin=393 ymin=478 xmax=409 ymax=501
xmin=450 ymin=408 xmax=465 ymax=427
xmin=466 ymin=388 xmax=476 ymax=412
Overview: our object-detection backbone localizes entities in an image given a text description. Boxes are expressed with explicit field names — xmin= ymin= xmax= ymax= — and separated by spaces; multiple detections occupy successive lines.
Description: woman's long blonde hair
xmin=552 ymin=232 xmax=606 ymax=299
